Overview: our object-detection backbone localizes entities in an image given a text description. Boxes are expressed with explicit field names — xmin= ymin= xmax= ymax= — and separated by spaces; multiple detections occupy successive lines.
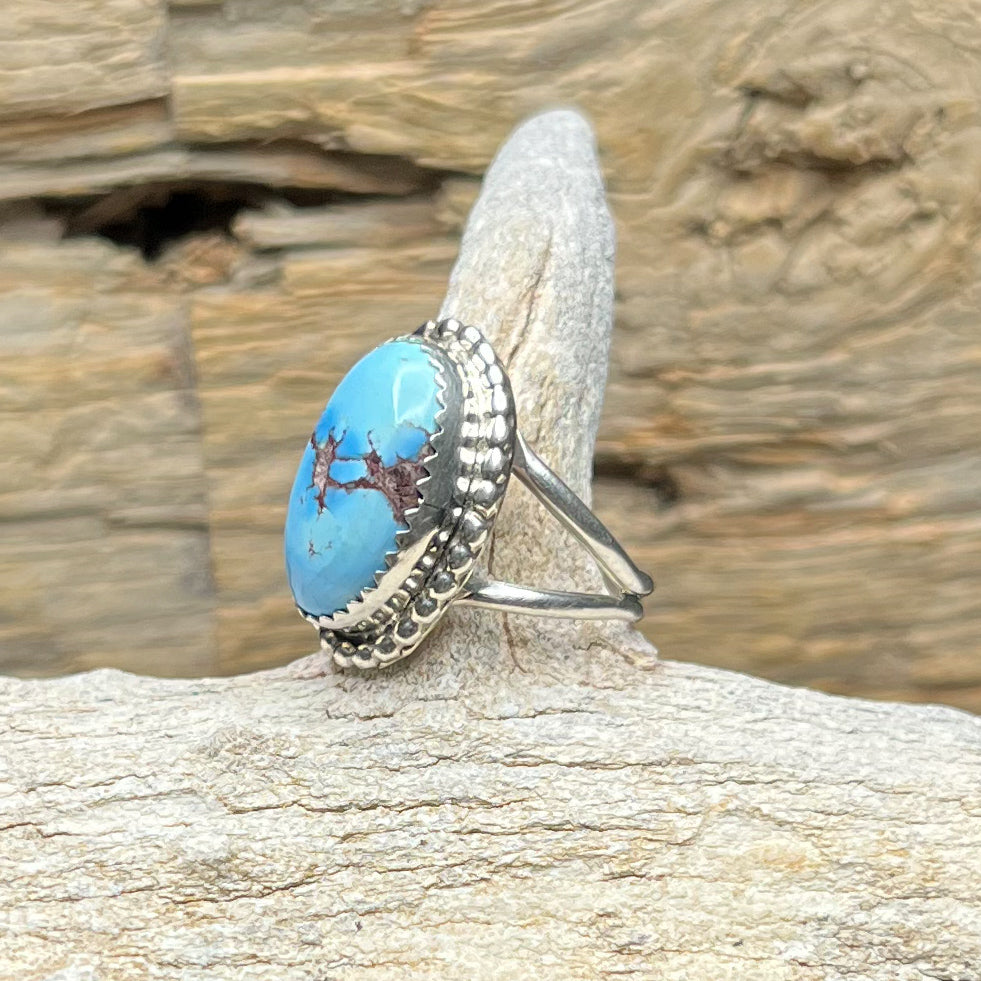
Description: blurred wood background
xmin=1 ymin=0 xmax=979 ymax=712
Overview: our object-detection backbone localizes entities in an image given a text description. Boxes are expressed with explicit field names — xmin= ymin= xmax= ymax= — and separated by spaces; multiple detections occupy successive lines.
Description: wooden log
xmin=1 ymin=110 xmax=979 ymax=981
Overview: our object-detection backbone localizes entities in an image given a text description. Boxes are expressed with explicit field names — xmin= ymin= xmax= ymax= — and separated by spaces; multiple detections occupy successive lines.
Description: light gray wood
xmin=2 ymin=111 xmax=979 ymax=981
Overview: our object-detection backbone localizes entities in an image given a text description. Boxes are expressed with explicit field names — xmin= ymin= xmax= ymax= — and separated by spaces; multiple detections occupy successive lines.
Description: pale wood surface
xmin=1 ymin=1 xmax=980 ymax=710
xmin=1 ymin=113 xmax=979 ymax=980
xmin=3 ymin=659 xmax=979 ymax=981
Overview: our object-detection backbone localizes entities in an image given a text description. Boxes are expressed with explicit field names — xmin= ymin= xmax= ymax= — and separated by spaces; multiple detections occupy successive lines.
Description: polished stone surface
xmin=284 ymin=339 xmax=441 ymax=617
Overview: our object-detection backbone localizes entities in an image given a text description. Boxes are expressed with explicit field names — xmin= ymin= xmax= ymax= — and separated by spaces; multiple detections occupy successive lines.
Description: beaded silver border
xmin=302 ymin=318 xmax=516 ymax=669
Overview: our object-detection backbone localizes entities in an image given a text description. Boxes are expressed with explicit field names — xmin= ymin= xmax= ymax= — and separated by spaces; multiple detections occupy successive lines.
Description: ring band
xmin=284 ymin=318 xmax=653 ymax=669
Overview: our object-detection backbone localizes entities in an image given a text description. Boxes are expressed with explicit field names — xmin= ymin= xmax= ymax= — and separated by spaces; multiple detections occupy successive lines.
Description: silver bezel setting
xmin=303 ymin=318 xmax=516 ymax=669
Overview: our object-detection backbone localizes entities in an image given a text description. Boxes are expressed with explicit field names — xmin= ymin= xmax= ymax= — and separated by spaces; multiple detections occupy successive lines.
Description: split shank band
xmin=458 ymin=430 xmax=653 ymax=621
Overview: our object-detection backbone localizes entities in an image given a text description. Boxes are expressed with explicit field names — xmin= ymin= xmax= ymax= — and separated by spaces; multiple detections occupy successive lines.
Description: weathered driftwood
xmin=2 ymin=111 xmax=980 ymax=981
xmin=2 ymin=1 xmax=981 ymax=709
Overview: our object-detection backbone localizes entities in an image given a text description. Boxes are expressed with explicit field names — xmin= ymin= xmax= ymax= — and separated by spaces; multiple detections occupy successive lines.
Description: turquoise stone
xmin=284 ymin=339 xmax=442 ymax=617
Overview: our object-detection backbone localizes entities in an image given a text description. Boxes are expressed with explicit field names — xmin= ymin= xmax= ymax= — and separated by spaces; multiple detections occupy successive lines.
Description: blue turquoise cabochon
xmin=284 ymin=339 xmax=443 ymax=618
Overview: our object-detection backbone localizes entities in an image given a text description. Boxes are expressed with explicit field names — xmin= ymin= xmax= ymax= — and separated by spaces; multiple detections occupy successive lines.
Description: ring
xmin=284 ymin=318 xmax=654 ymax=669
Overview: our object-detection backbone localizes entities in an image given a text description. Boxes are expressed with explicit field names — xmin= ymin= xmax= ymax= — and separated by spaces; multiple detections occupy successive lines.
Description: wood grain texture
xmin=2 ymin=0 xmax=168 ymax=118
xmin=0 ymin=0 xmax=979 ymax=710
xmin=3 ymin=659 xmax=979 ymax=980
xmin=1 ymin=111 xmax=979 ymax=981
xmin=0 ymin=240 xmax=213 ymax=676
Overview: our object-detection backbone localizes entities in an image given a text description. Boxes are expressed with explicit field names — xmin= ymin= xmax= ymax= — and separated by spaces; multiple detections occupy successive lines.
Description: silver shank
xmin=512 ymin=432 xmax=654 ymax=598
xmin=458 ymin=577 xmax=643 ymax=622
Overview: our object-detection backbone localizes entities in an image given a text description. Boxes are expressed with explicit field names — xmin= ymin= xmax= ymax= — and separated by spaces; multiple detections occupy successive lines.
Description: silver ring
xmin=284 ymin=318 xmax=654 ymax=669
